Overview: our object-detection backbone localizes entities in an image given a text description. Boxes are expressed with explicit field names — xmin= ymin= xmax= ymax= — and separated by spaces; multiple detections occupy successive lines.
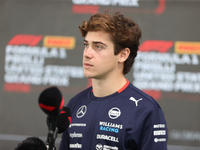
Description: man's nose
xmin=83 ymin=47 xmax=93 ymax=58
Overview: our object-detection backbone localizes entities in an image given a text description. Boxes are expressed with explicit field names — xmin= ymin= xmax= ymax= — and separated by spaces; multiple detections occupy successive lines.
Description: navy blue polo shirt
xmin=59 ymin=80 xmax=168 ymax=150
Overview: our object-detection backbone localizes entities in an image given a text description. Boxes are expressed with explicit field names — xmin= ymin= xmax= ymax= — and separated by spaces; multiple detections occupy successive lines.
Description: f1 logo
xmin=139 ymin=40 xmax=173 ymax=53
xmin=8 ymin=34 xmax=43 ymax=46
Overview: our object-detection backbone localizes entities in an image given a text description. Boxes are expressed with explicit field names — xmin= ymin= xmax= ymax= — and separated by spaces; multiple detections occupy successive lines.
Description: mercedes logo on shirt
xmin=76 ymin=105 xmax=87 ymax=118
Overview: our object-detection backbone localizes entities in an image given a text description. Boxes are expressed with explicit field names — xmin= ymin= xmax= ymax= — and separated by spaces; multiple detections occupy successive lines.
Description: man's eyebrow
xmin=84 ymin=40 xmax=107 ymax=47
xmin=84 ymin=40 xmax=88 ymax=43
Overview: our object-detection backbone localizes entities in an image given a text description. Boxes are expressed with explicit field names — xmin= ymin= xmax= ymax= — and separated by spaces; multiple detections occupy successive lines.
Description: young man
xmin=59 ymin=11 xmax=168 ymax=150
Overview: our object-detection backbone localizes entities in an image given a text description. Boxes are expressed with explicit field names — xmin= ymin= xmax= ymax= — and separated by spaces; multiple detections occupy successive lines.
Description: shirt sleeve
xmin=132 ymin=107 xmax=168 ymax=150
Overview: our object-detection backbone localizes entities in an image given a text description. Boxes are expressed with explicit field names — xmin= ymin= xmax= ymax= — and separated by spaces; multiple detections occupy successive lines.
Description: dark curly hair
xmin=15 ymin=137 xmax=47 ymax=150
xmin=79 ymin=11 xmax=142 ymax=74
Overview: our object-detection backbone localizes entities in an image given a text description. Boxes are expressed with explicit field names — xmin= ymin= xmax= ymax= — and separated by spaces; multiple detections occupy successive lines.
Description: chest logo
xmin=76 ymin=105 xmax=87 ymax=118
xmin=129 ymin=97 xmax=143 ymax=106
xmin=96 ymin=143 xmax=103 ymax=150
xmin=108 ymin=107 xmax=121 ymax=119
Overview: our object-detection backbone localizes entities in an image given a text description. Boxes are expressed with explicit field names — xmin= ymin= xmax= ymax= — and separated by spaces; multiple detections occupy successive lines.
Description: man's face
xmin=82 ymin=31 xmax=120 ymax=79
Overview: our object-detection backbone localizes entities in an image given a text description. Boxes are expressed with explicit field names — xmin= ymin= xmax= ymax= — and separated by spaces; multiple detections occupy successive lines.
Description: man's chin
xmin=84 ymin=73 xmax=93 ymax=78
xmin=84 ymin=72 xmax=102 ymax=79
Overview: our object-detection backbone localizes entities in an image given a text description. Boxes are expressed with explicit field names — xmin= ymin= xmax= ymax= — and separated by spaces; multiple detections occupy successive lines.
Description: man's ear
xmin=118 ymin=48 xmax=130 ymax=63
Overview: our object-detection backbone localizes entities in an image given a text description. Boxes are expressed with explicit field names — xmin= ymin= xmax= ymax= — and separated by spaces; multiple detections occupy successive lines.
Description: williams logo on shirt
xmin=99 ymin=121 xmax=123 ymax=133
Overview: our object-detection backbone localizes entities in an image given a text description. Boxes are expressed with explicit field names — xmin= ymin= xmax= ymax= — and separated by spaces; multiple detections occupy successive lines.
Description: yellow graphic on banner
xmin=44 ymin=36 xmax=75 ymax=49
xmin=175 ymin=41 xmax=200 ymax=55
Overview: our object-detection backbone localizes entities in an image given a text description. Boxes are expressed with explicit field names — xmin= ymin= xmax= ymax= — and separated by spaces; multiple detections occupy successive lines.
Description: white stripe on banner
xmin=168 ymin=145 xmax=200 ymax=150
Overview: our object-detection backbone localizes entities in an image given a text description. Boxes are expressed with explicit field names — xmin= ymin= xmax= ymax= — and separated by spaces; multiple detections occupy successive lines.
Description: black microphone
xmin=46 ymin=106 xmax=71 ymax=134
xmin=38 ymin=86 xmax=64 ymax=150
xmin=38 ymin=86 xmax=64 ymax=117
xmin=57 ymin=107 xmax=71 ymax=134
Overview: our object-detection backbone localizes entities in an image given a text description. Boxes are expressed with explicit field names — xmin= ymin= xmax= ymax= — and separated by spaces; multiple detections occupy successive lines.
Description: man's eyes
xmin=84 ymin=43 xmax=104 ymax=50
xmin=95 ymin=45 xmax=103 ymax=49
xmin=84 ymin=43 xmax=89 ymax=47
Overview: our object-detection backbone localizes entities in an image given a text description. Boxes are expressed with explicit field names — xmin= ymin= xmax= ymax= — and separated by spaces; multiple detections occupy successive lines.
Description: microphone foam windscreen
xmin=38 ymin=87 xmax=64 ymax=117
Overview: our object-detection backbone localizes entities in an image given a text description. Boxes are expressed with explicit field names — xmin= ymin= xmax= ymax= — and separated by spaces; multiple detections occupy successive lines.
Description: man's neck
xmin=91 ymin=75 xmax=127 ymax=97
